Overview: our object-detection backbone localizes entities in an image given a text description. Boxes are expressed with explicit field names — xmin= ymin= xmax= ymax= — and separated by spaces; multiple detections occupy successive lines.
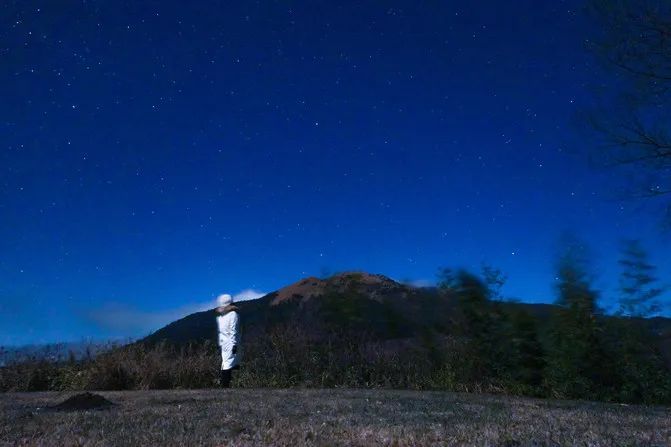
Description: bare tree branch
xmin=587 ymin=0 xmax=671 ymax=206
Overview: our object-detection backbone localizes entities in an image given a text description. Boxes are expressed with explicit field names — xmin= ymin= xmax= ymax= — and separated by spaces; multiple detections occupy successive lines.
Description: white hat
xmin=217 ymin=294 xmax=233 ymax=306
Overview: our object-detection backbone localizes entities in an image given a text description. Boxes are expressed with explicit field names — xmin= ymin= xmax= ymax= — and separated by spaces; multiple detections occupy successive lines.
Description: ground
xmin=1 ymin=389 xmax=669 ymax=446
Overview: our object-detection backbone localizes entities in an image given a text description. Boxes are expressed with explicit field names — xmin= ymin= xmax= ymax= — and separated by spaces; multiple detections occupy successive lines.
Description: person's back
xmin=215 ymin=294 xmax=240 ymax=387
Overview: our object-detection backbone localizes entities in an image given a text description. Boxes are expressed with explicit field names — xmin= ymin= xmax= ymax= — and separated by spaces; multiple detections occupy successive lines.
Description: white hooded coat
xmin=217 ymin=307 xmax=240 ymax=370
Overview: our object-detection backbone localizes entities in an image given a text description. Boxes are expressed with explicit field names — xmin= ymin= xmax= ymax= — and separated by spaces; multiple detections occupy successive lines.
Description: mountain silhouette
xmin=139 ymin=271 xmax=671 ymax=368
xmin=142 ymin=272 xmax=432 ymax=346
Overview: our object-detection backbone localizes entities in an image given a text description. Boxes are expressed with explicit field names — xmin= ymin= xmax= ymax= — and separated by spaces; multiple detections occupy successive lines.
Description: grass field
xmin=1 ymin=388 xmax=669 ymax=446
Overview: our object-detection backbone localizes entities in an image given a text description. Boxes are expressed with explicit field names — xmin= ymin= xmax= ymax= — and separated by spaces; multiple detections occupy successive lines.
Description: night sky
xmin=2 ymin=0 xmax=669 ymax=346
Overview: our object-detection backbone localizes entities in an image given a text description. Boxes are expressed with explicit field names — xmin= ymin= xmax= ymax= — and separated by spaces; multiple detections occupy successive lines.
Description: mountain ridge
xmin=140 ymin=271 xmax=671 ymax=364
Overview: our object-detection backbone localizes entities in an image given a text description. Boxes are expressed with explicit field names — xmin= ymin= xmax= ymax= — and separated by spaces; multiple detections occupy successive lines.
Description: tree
xmin=587 ymin=0 xmax=671 ymax=218
xmin=438 ymin=269 xmax=490 ymax=342
xmin=610 ymin=239 xmax=671 ymax=402
xmin=479 ymin=264 xmax=541 ymax=386
xmin=438 ymin=269 xmax=510 ymax=381
xmin=481 ymin=263 xmax=507 ymax=302
xmin=509 ymin=309 xmax=545 ymax=388
xmin=545 ymin=240 xmax=615 ymax=399
xmin=606 ymin=311 xmax=671 ymax=403
xmin=618 ymin=239 xmax=664 ymax=317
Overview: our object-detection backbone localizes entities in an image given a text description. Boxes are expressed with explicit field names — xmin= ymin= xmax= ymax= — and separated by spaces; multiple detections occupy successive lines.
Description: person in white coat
xmin=215 ymin=293 xmax=240 ymax=388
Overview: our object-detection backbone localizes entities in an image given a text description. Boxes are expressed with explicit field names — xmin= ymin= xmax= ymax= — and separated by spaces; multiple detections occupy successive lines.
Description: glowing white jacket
xmin=216 ymin=307 xmax=240 ymax=370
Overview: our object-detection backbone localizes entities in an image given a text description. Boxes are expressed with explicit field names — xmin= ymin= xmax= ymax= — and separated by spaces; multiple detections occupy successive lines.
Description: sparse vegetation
xmin=0 ymin=341 xmax=220 ymax=392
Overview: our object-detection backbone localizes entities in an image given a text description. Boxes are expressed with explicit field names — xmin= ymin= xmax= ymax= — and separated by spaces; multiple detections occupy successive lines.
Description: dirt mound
xmin=52 ymin=392 xmax=114 ymax=411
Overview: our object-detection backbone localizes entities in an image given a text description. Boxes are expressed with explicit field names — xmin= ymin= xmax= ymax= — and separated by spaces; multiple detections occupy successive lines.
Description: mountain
xmin=141 ymin=271 xmax=487 ymax=346
xmin=140 ymin=271 xmax=671 ymax=367
xmin=141 ymin=272 xmax=437 ymax=346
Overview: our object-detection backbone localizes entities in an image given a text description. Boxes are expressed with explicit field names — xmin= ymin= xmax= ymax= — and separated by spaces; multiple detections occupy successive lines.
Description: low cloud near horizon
xmin=86 ymin=289 xmax=266 ymax=337
xmin=402 ymin=278 xmax=435 ymax=288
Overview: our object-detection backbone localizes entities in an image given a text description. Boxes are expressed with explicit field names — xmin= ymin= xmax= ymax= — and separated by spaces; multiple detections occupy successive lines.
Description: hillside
xmin=141 ymin=272 xmax=450 ymax=346
xmin=141 ymin=272 xmax=671 ymax=364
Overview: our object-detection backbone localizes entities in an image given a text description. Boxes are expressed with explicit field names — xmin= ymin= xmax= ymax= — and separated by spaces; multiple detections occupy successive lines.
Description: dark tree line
xmin=439 ymin=238 xmax=669 ymax=403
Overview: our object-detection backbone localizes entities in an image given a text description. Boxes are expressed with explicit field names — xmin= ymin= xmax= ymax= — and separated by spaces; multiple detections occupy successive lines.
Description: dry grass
xmin=1 ymin=388 xmax=669 ymax=446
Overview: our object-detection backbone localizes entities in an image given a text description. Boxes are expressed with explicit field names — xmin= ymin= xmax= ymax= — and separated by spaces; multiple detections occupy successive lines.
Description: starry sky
xmin=2 ymin=0 xmax=670 ymax=346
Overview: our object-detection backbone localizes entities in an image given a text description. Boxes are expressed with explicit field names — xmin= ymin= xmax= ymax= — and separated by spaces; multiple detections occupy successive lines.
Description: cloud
xmin=404 ymin=279 xmax=435 ymax=288
xmin=233 ymin=289 xmax=266 ymax=301
xmin=86 ymin=288 xmax=267 ymax=336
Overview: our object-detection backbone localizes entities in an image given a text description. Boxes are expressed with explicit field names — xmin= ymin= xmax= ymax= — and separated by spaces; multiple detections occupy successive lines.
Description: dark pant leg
xmin=220 ymin=369 xmax=232 ymax=388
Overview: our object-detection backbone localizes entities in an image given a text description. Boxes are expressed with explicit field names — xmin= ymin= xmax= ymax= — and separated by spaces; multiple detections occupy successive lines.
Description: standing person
xmin=215 ymin=293 xmax=240 ymax=388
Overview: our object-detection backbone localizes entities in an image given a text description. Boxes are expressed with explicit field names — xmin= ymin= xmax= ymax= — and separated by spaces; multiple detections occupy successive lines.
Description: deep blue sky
xmin=2 ymin=0 xmax=669 ymax=346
